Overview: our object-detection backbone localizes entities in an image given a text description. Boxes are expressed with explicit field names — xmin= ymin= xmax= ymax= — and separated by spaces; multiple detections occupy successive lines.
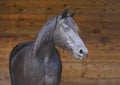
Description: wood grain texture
xmin=0 ymin=0 xmax=120 ymax=85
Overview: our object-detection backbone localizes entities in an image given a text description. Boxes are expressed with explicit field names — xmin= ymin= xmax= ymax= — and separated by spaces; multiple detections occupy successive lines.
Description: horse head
xmin=53 ymin=8 xmax=88 ymax=59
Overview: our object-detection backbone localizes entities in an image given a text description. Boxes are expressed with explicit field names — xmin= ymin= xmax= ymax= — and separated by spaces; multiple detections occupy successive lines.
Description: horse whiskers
xmin=81 ymin=58 xmax=88 ymax=73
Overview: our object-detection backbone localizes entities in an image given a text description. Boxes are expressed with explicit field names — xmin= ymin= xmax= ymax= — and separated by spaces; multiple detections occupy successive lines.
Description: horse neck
xmin=36 ymin=42 xmax=55 ymax=58
xmin=32 ymin=17 xmax=57 ymax=58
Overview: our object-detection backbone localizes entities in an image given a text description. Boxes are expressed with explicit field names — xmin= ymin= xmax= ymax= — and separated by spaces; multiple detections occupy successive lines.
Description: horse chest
xmin=44 ymin=74 xmax=55 ymax=84
xmin=30 ymin=56 xmax=61 ymax=85
xmin=43 ymin=64 xmax=60 ymax=85
xmin=43 ymin=56 xmax=60 ymax=74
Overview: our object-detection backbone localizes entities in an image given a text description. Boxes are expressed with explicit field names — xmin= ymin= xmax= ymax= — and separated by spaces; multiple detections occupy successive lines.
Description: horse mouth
xmin=73 ymin=53 xmax=88 ymax=59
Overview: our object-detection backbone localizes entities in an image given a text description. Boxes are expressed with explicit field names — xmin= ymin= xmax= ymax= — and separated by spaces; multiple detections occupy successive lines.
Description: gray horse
xmin=9 ymin=8 xmax=88 ymax=85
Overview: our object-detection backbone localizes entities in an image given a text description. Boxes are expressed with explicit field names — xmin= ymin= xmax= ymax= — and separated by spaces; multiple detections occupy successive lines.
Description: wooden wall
xmin=0 ymin=0 xmax=120 ymax=85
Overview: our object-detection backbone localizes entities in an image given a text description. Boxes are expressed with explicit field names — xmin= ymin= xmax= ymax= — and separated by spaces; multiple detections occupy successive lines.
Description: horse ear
xmin=61 ymin=7 xmax=69 ymax=18
xmin=70 ymin=9 xmax=76 ymax=17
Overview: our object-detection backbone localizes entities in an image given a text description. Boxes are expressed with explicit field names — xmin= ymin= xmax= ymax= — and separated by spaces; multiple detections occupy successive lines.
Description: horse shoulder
xmin=9 ymin=41 xmax=33 ymax=71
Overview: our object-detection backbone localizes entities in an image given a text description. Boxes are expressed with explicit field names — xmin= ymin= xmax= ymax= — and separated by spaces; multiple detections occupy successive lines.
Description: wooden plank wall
xmin=0 ymin=0 xmax=120 ymax=85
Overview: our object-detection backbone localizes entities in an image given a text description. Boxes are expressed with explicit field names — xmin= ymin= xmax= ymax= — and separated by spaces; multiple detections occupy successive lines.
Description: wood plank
xmin=0 ymin=20 xmax=120 ymax=32
xmin=61 ymin=51 xmax=120 ymax=63
xmin=86 ymin=43 xmax=120 ymax=51
xmin=61 ymin=77 xmax=120 ymax=85
xmin=1 ymin=59 xmax=120 ymax=78
xmin=1 ymin=77 xmax=120 ymax=85
xmin=0 ymin=81 xmax=10 ymax=85
xmin=0 ymin=44 xmax=120 ymax=61
xmin=77 ymin=7 xmax=120 ymax=15
xmin=1 ymin=48 xmax=120 ymax=60
xmin=1 ymin=50 xmax=120 ymax=63
xmin=0 ymin=1 xmax=108 ymax=8
xmin=0 ymin=14 xmax=102 ymax=23
xmin=0 ymin=34 xmax=120 ymax=48
xmin=1 ymin=78 xmax=120 ymax=85
xmin=2 ymin=61 xmax=120 ymax=78
xmin=83 ymin=35 xmax=120 ymax=44
xmin=0 ymin=35 xmax=34 ymax=48
xmin=0 ymin=48 xmax=12 ymax=55
xmin=0 ymin=74 xmax=10 ymax=82
xmin=1 ymin=19 xmax=120 ymax=29
xmin=1 ymin=14 xmax=120 ymax=23
xmin=1 ymin=5 xmax=120 ymax=16
xmin=0 ymin=22 xmax=120 ymax=38
xmin=0 ymin=54 xmax=9 ymax=60
xmin=62 ymin=62 xmax=120 ymax=78
xmin=0 ymin=0 xmax=120 ymax=8
xmin=0 ymin=67 xmax=9 ymax=75
xmin=78 ymin=22 xmax=120 ymax=31
xmin=0 ymin=14 xmax=47 ymax=21
xmin=0 ymin=60 xmax=8 ymax=67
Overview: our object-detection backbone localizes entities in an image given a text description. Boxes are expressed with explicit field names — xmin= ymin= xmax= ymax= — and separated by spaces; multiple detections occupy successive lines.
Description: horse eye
xmin=64 ymin=27 xmax=69 ymax=32
xmin=64 ymin=27 xmax=69 ymax=30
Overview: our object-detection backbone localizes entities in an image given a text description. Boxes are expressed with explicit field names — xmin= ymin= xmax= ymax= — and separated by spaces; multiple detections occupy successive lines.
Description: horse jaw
xmin=64 ymin=28 xmax=88 ymax=59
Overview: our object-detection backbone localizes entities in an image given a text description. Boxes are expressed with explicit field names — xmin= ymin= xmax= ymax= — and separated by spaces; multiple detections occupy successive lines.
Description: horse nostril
xmin=79 ymin=49 xmax=84 ymax=54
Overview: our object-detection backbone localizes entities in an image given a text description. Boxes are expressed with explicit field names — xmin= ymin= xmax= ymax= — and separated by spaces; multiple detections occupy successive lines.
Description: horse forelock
xmin=65 ymin=16 xmax=79 ymax=32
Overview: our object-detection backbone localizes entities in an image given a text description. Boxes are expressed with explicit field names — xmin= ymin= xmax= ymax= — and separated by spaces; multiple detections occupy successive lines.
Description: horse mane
xmin=32 ymin=16 xmax=58 ymax=55
xmin=32 ymin=14 xmax=79 ymax=56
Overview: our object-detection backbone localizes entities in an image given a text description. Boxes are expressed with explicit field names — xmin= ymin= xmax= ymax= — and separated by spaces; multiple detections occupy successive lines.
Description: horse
xmin=9 ymin=8 xmax=88 ymax=85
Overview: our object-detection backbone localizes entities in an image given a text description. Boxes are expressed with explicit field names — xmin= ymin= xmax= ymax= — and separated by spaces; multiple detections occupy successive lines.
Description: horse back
xmin=9 ymin=41 xmax=33 ymax=63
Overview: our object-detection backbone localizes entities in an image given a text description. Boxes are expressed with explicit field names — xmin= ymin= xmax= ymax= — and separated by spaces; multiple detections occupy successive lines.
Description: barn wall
xmin=0 ymin=0 xmax=120 ymax=85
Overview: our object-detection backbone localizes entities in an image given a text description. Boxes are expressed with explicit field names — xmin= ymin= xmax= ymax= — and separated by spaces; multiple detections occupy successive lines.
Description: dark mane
xmin=32 ymin=16 xmax=58 ymax=55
